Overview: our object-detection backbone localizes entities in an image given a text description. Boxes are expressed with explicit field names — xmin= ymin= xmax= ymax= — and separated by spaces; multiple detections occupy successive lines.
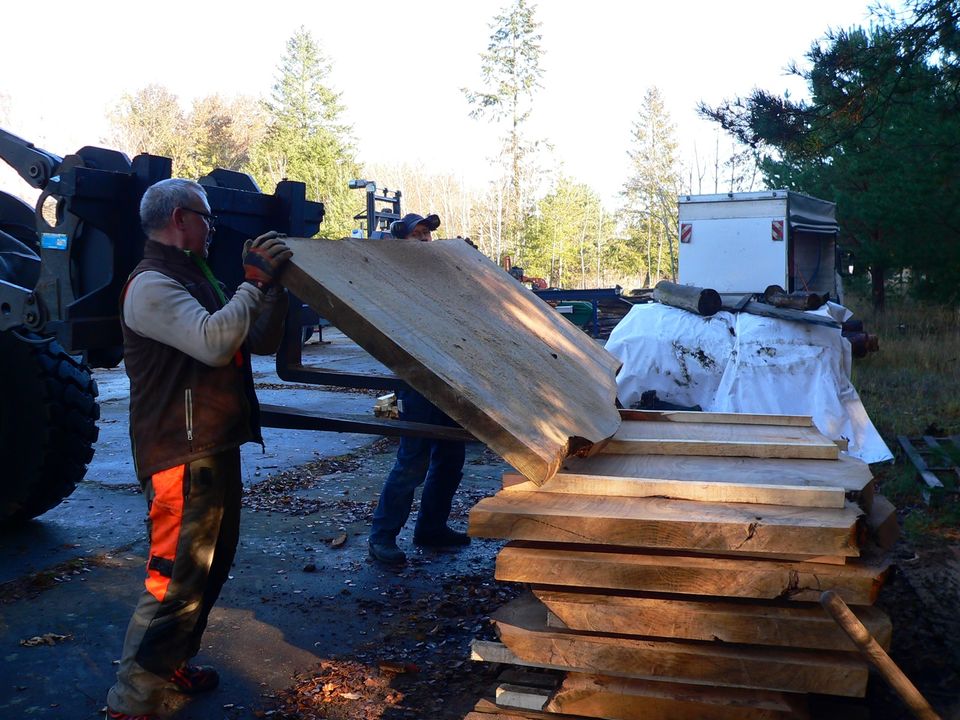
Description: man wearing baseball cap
xmin=389 ymin=212 xmax=440 ymax=241
xmin=369 ymin=212 xmax=470 ymax=565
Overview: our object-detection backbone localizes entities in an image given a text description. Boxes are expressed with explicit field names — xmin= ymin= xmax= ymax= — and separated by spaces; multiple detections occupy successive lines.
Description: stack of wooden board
xmin=466 ymin=410 xmax=897 ymax=720
xmin=273 ymin=238 xmax=895 ymax=718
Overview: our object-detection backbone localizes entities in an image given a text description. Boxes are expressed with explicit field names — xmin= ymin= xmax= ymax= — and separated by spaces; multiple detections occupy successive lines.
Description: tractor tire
xmin=0 ymin=330 xmax=100 ymax=524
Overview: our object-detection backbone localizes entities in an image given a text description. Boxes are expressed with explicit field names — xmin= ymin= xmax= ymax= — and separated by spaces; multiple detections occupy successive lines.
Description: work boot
xmin=169 ymin=664 xmax=219 ymax=694
xmin=105 ymin=710 xmax=158 ymax=720
xmin=413 ymin=526 xmax=471 ymax=548
xmin=368 ymin=541 xmax=407 ymax=566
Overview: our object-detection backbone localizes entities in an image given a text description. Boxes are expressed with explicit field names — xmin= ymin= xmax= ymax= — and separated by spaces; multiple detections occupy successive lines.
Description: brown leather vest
xmin=120 ymin=240 xmax=262 ymax=478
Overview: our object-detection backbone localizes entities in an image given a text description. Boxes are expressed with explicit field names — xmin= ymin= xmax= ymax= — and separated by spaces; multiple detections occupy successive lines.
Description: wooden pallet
xmin=898 ymin=434 xmax=960 ymax=505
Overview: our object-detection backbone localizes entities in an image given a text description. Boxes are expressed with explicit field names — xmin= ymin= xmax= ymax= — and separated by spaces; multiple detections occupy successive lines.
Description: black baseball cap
xmin=391 ymin=213 xmax=440 ymax=238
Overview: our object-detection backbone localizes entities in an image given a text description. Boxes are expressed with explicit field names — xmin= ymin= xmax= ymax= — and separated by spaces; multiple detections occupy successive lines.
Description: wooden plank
xmin=535 ymin=589 xmax=892 ymax=650
xmin=496 ymin=684 xmax=549 ymax=711
xmin=473 ymin=638 xmax=549 ymax=666
xmin=504 ymin=453 xmax=875 ymax=510
xmin=280 ymin=237 xmax=622 ymax=485
xmin=502 ymin=470 xmax=845 ymax=509
xmin=471 ymin=695 xmax=592 ymax=720
xmin=497 ymin=545 xmax=889 ymax=603
xmin=619 ymin=408 xmax=813 ymax=427
xmin=502 ymin=475 xmax=845 ymax=509
xmin=546 ymin=672 xmax=809 ymax=720
xmin=469 ymin=491 xmax=864 ymax=557
xmin=605 ymin=420 xmax=839 ymax=460
xmin=491 ymin=595 xmax=869 ymax=697
xmin=557 ymin=453 xmax=874 ymax=494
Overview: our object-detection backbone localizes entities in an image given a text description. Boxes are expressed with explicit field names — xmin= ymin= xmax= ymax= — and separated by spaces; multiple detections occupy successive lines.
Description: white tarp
xmin=605 ymin=302 xmax=893 ymax=463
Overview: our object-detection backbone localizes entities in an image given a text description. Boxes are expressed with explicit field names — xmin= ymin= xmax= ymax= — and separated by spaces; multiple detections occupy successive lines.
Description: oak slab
xmin=546 ymin=672 xmax=809 ymax=720
xmin=469 ymin=491 xmax=864 ymax=557
xmin=605 ymin=420 xmax=839 ymax=460
xmin=280 ymin=237 xmax=621 ymax=485
xmin=470 ymin=695 xmax=590 ymax=719
xmin=536 ymin=589 xmax=892 ymax=649
xmin=503 ymin=452 xmax=874 ymax=511
xmin=491 ymin=595 xmax=869 ymax=697
xmin=619 ymin=408 xmax=813 ymax=427
xmin=497 ymin=544 xmax=889 ymax=603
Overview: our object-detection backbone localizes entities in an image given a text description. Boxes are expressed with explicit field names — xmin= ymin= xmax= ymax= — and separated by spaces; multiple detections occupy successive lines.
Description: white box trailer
xmin=677 ymin=190 xmax=840 ymax=299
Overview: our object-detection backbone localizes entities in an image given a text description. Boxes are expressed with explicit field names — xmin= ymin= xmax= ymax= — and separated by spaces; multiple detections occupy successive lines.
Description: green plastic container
xmin=556 ymin=301 xmax=594 ymax=328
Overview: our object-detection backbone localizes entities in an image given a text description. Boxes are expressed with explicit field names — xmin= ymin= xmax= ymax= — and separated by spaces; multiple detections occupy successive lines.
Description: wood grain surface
xmin=490 ymin=595 xmax=869 ymax=697
xmin=535 ymin=589 xmax=892 ymax=649
xmin=470 ymin=491 xmax=864 ymax=557
xmin=279 ymin=237 xmax=621 ymax=484
xmin=605 ymin=420 xmax=839 ymax=460
xmin=496 ymin=544 xmax=887 ymax=602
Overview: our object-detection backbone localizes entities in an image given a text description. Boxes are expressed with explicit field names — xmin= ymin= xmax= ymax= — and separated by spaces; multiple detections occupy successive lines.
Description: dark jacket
xmin=120 ymin=241 xmax=263 ymax=478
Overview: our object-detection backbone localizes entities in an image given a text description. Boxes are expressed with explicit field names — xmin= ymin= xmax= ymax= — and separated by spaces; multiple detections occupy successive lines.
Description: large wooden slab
xmin=496 ymin=545 xmax=888 ymax=602
xmin=605 ymin=420 xmax=839 ymax=459
xmin=490 ymin=595 xmax=869 ymax=697
xmin=535 ymin=589 xmax=892 ymax=650
xmin=469 ymin=491 xmax=864 ymax=557
xmin=280 ymin=238 xmax=621 ymax=484
xmin=545 ymin=673 xmax=809 ymax=720
xmin=469 ymin=656 xmax=807 ymax=720
xmin=620 ymin=408 xmax=813 ymax=427
xmin=503 ymin=453 xmax=873 ymax=511
xmin=469 ymin=695 xmax=590 ymax=720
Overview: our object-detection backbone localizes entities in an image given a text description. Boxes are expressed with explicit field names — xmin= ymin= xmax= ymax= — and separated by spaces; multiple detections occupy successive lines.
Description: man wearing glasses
xmin=106 ymin=178 xmax=292 ymax=719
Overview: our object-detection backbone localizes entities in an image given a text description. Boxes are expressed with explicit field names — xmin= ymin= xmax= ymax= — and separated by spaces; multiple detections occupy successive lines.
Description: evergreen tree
xmin=247 ymin=27 xmax=360 ymax=238
xmin=701 ymin=13 xmax=960 ymax=307
xmin=464 ymin=0 xmax=545 ymax=263
xmin=622 ymin=87 xmax=681 ymax=286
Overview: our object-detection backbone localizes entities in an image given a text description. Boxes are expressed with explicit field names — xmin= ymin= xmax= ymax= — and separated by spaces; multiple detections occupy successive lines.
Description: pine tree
xmin=622 ymin=87 xmax=681 ymax=285
xmin=464 ymin=0 xmax=545 ymax=264
xmin=247 ymin=27 xmax=359 ymax=238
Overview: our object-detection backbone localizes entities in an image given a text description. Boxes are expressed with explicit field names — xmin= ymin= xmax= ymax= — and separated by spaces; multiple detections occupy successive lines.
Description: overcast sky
xmin=2 ymin=0 xmax=885 ymax=206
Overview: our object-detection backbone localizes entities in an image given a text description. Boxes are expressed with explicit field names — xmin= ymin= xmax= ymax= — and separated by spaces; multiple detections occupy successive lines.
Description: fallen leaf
xmin=330 ymin=533 xmax=347 ymax=549
xmin=20 ymin=633 xmax=71 ymax=647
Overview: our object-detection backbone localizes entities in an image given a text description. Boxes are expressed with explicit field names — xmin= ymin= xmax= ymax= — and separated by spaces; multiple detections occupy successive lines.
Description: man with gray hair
xmin=106 ymin=178 xmax=292 ymax=719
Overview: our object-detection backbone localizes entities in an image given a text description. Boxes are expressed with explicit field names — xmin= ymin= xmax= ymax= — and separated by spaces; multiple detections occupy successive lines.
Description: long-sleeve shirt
xmin=123 ymin=271 xmax=286 ymax=366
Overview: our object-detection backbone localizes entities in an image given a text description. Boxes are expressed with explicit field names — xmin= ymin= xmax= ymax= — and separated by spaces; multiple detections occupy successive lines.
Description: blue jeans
xmin=369 ymin=389 xmax=465 ymax=545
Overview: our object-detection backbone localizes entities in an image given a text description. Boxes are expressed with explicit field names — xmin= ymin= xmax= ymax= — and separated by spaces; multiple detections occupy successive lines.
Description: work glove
xmin=243 ymin=231 xmax=292 ymax=291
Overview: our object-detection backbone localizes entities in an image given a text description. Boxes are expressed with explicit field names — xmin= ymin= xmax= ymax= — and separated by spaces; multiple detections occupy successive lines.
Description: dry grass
xmin=847 ymin=293 xmax=960 ymax=439
xmin=845 ymin=290 xmax=960 ymax=535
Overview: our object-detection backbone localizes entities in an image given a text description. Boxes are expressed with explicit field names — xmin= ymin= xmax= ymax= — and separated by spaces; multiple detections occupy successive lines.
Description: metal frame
xmin=533 ymin=287 xmax=625 ymax=338
xmin=0 ymin=128 xmax=461 ymax=441
xmin=350 ymin=179 xmax=402 ymax=238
